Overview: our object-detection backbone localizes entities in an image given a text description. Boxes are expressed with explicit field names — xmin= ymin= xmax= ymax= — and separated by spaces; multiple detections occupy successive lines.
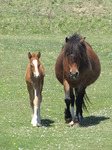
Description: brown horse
xmin=25 ymin=52 xmax=45 ymax=127
xmin=55 ymin=33 xmax=101 ymax=125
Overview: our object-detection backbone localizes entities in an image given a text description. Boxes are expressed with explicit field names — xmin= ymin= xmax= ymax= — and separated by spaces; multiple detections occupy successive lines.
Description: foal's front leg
xmin=27 ymin=83 xmax=34 ymax=116
xmin=63 ymin=79 xmax=72 ymax=123
xmin=31 ymin=89 xmax=41 ymax=127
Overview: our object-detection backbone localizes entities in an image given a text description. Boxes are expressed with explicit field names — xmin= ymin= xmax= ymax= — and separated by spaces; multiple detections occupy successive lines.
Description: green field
xmin=0 ymin=0 xmax=112 ymax=150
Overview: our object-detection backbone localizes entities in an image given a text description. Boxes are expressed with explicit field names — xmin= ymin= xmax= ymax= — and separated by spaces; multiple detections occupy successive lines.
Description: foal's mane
xmin=64 ymin=33 xmax=90 ymax=69
xmin=31 ymin=53 xmax=37 ymax=58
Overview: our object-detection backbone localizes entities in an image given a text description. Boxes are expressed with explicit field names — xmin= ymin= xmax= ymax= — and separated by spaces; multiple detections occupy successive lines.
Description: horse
xmin=55 ymin=33 xmax=101 ymax=125
xmin=25 ymin=52 xmax=45 ymax=127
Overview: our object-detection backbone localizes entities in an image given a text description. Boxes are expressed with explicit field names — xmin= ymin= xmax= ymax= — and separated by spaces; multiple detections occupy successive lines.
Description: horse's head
xmin=64 ymin=34 xmax=87 ymax=80
xmin=67 ymin=54 xmax=80 ymax=80
xmin=28 ymin=52 xmax=41 ymax=78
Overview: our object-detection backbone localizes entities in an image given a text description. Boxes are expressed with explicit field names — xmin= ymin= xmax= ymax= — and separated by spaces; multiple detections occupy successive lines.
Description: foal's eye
xmin=30 ymin=64 xmax=33 ymax=67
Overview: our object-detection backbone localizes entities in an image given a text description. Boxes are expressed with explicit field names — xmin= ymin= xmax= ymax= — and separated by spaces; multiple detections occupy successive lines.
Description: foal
xmin=25 ymin=52 xmax=45 ymax=127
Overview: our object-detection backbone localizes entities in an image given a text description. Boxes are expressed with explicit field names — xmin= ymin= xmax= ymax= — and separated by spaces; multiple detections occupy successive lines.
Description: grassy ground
xmin=0 ymin=0 xmax=112 ymax=35
xmin=0 ymin=33 xmax=112 ymax=150
xmin=0 ymin=0 xmax=112 ymax=150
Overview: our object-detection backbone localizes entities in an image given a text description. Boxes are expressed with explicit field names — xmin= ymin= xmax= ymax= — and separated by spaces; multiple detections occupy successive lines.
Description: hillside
xmin=0 ymin=0 xmax=112 ymax=35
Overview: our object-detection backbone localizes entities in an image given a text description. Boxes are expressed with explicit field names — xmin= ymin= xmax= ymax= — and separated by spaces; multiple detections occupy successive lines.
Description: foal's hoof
xmin=64 ymin=109 xmax=72 ymax=123
xmin=31 ymin=121 xmax=42 ymax=127
xmin=31 ymin=122 xmax=37 ymax=127
xmin=37 ymin=123 xmax=42 ymax=127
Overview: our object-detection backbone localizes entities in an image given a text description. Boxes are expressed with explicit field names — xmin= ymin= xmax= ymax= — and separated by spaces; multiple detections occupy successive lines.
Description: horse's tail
xmin=74 ymin=89 xmax=91 ymax=111
xmin=82 ymin=91 xmax=91 ymax=111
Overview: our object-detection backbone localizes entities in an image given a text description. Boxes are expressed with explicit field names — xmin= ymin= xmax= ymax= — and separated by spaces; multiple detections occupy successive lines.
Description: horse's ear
xmin=65 ymin=37 xmax=69 ymax=43
xmin=80 ymin=37 xmax=86 ymax=43
xmin=37 ymin=51 xmax=41 ymax=58
xmin=28 ymin=52 xmax=32 ymax=59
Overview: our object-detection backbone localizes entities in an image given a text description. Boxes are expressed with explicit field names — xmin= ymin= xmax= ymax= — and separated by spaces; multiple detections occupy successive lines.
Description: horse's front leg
xmin=75 ymin=89 xmax=85 ymax=123
xmin=63 ymin=79 xmax=72 ymax=123
xmin=70 ymin=88 xmax=75 ymax=121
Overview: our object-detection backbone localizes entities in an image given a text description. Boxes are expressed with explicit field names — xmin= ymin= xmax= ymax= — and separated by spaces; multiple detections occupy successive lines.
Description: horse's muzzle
xmin=70 ymin=71 xmax=79 ymax=80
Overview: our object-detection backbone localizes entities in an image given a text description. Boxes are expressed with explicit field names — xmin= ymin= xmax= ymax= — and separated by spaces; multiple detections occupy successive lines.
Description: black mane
xmin=64 ymin=33 xmax=89 ymax=68
xmin=65 ymin=34 xmax=85 ymax=55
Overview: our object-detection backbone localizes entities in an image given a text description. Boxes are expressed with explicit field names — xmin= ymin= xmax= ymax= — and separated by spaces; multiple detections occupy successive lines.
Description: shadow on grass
xmin=80 ymin=115 xmax=110 ymax=127
xmin=41 ymin=119 xmax=54 ymax=127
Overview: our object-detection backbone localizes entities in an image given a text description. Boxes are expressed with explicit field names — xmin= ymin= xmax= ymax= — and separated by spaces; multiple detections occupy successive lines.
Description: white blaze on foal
xmin=33 ymin=59 xmax=39 ymax=77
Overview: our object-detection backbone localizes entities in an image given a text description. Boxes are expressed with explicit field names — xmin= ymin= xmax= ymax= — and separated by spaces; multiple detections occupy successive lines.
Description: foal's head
xmin=28 ymin=52 xmax=41 ymax=78
xmin=64 ymin=34 xmax=87 ymax=80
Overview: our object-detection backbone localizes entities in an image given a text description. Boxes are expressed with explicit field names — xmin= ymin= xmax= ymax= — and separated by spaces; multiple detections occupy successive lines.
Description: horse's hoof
xmin=74 ymin=122 xmax=80 ymax=127
xmin=68 ymin=120 xmax=80 ymax=127
xmin=64 ymin=109 xmax=72 ymax=123
xmin=65 ymin=118 xmax=72 ymax=123
xmin=69 ymin=120 xmax=75 ymax=126
xmin=78 ymin=114 xmax=83 ymax=123
xmin=37 ymin=123 xmax=42 ymax=127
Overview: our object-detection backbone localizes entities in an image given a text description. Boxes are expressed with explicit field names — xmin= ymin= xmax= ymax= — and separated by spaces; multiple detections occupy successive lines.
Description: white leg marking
xmin=65 ymin=93 xmax=71 ymax=100
xmin=71 ymin=106 xmax=75 ymax=120
xmin=33 ymin=59 xmax=39 ymax=77
xmin=78 ymin=113 xmax=82 ymax=122
xmin=31 ymin=106 xmax=38 ymax=127
xmin=37 ymin=94 xmax=41 ymax=126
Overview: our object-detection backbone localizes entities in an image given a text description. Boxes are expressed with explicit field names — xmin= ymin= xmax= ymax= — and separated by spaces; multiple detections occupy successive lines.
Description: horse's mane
xmin=32 ymin=53 xmax=36 ymax=57
xmin=64 ymin=34 xmax=85 ymax=56
xmin=64 ymin=33 xmax=89 ymax=69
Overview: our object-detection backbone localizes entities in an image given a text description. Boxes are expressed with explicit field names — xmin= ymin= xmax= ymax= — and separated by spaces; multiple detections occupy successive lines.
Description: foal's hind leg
xmin=63 ymin=79 xmax=72 ymax=123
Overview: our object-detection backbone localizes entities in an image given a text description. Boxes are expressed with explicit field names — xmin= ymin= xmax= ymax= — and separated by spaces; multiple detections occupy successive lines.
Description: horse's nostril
xmin=70 ymin=71 xmax=72 ymax=77
xmin=70 ymin=71 xmax=79 ymax=79
xmin=75 ymin=72 xmax=79 ymax=78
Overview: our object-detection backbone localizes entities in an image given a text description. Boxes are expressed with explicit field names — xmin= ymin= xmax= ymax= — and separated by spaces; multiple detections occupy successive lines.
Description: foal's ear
xmin=37 ymin=51 xmax=41 ymax=58
xmin=28 ymin=52 xmax=32 ymax=59
xmin=80 ymin=37 xmax=86 ymax=43
xmin=65 ymin=37 xmax=69 ymax=43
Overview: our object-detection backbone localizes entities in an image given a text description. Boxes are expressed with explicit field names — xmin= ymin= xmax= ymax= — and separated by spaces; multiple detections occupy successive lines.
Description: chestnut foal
xmin=25 ymin=52 xmax=45 ymax=127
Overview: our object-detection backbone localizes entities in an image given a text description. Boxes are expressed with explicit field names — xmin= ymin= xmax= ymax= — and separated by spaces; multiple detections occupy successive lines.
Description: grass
xmin=0 ymin=33 xmax=112 ymax=150
xmin=0 ymin=0 xmax=112 ymax=150
xmin=0 ymin=0 xmax=112 ymax=35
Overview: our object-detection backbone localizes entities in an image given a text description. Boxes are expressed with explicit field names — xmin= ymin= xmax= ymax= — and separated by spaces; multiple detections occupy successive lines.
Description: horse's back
xmin=55 ymin=50 xmax=64 ymax=84
xmin=85 ymin=42 xmax=101 ymax=86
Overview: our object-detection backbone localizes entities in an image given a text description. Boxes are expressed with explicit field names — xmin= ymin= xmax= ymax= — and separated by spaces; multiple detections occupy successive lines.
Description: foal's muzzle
xmin=70 ymin=71 xmax=79 ymax=80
